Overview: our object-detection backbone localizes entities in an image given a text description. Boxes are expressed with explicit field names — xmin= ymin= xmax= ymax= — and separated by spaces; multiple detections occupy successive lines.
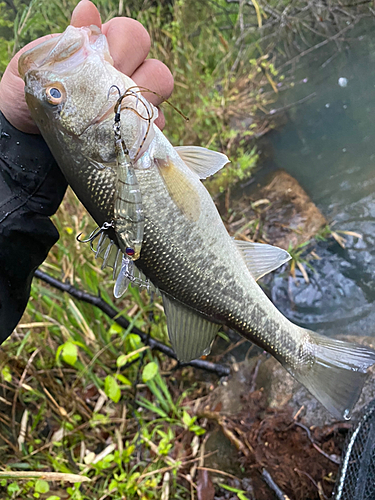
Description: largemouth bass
xmin=19 ymin=25 xmax=375 ymax=419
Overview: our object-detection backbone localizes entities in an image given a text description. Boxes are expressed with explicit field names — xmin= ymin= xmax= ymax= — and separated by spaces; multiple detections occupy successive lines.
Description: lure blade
xmin=113 ymin=248 xmax=122 ymax=280
xmin=95 ymin=231 xmax=106 ymax=259
xmin=101 ymin=239 xmax=114 ymax=269
xmin=114 ymin=256 xmax=134 ymax=298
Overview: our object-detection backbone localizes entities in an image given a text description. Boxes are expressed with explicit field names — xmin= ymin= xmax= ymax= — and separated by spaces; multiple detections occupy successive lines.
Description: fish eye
xmin=46 ymin=85 xmax=63 ymax=105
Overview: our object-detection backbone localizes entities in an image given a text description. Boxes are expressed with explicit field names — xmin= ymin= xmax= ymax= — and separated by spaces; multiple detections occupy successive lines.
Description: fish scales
xmin=134 ymin=150 xmax=301 ymax=362
xmin=19 ymin=24 xmax=375 ymax=419
xmin=33 ymin=88 xmax=305 ymax=366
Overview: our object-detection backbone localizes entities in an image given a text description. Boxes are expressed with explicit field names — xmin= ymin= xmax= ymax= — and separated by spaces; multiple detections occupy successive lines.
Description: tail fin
xmin=285 ymin=331 xmax=375 ymax=420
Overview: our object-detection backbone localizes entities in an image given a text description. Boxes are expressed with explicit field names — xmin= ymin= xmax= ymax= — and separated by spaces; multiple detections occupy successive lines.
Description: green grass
xmin=0 ymin=194 xmax=210 ymax=500
xmin=0 ymin=0 xmax=281 ymax=196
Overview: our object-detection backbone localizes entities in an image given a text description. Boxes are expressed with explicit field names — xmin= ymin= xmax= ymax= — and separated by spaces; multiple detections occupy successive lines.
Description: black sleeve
xmin=0 ymin=111 xmax=67 ymax=344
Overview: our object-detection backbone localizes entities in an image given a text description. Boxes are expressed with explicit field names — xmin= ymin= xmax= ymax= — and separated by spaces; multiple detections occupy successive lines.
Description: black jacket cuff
xmin=0 ymin=111 xmax=67 ymax=343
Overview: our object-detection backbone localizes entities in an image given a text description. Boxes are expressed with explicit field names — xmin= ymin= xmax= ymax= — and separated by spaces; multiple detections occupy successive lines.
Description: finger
xmin=154 ymin=110 xmax=165 ymax=130
xmin=132 ymin=59 xmax=174 ymax=106
xmin=70 ymin=0 xmax=101 ymax=28
xmin=0 ymin=72 xmax=39 ymax=133
xmin=102 ymin=17 xmax=150 ymax=76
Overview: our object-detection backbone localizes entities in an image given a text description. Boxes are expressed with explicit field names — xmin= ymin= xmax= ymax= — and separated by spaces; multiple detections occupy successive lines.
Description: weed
xmin=287 ymin=240 xmax=316 ymax=283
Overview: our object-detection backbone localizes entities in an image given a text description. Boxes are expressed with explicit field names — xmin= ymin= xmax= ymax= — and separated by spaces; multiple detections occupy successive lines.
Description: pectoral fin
xmin=156 ymin=158 xmax=201 ymax=222
xmin=235 ymin=240 xmax=291 ymax=281
xmin=162 ymin=293 xmax=220 ymax=362
xmin=175 ymin=146 xmax=230 ymax=179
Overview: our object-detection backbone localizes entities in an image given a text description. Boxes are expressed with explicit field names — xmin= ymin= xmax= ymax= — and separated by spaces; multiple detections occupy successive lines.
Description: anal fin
xmin=162 ymin=293 xmax=220 ymax=362
xmin=235 ymin=240 xmax=291 ymax=281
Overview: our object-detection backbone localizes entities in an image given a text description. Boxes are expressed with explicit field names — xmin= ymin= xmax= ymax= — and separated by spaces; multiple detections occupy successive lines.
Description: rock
xmin=197 ymin=353 xmax=349 ymax=499
xmin=204 ymin=427 xmax=242 ymax=476
xmin=227 ymin=169 xmax=327 ymax=250
xmin=256 ymin=170 xmax=327 ymax=249
xmin=200 ymin=358 xmax=261 ymax=416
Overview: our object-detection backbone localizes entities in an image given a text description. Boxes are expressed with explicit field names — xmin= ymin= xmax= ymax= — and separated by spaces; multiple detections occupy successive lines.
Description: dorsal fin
xmin=235 ymin=240 xmax=291 ymax=281
xmin=175 ymin=146 xmax=230 ymax=179
xmin=162 ymin=292 xmax=220 ymax=362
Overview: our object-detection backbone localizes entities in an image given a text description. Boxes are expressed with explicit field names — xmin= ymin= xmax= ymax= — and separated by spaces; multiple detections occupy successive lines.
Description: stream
xmin=256 ymin=20 xmax=375 ymax=338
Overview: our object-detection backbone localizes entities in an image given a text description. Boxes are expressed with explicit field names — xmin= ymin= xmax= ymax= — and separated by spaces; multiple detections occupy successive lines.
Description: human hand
xmin=0 ymin=0 xmax=173 ymax=134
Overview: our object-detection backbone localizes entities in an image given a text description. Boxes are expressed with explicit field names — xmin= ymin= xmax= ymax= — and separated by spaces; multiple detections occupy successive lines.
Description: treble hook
xmin=107 ymin=84 xmax=122 ymax=101
xmin=125 ymin=88 xmax=140 ymax=110
xmin=76 ymin=221 xmax=114 ymax=244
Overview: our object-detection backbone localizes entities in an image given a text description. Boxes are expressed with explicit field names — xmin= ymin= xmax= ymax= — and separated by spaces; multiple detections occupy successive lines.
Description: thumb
xmin=70 ymin=0 xmax=102 ymax=28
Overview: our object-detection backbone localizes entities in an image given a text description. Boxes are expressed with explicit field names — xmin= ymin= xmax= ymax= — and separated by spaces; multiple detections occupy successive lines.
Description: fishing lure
xmin=77 ymin=84 xmax=186 ymax=297
xmin=77 ymin=86 xmax=154 ymax=296
xmin=112 ymin=90 xmax=145 ymax=261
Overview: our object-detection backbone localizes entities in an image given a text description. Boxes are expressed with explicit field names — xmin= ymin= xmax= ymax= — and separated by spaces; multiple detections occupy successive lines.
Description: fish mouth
xmin=18 ymin=25 xmax=113 ymax=80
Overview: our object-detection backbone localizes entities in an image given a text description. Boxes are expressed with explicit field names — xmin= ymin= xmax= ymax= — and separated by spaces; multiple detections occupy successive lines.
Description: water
xmin=259 ymin=21 xmax=375 ymax=337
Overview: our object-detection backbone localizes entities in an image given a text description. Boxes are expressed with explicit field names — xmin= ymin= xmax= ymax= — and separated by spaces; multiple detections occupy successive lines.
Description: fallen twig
xmin=268 ymin=92 xmax=316 ymax=115
xmin=34 ymin=269 xmax=230 ymax=377
xmin=261 ymin=468 xmax=291 ymax=500
xmin=294 ymin=468 xmax=328 ymax=500
xmin=0 ymin=471 xmax=90 ymax=482
xmin=294 ymin=421 xmax=341 ymax=465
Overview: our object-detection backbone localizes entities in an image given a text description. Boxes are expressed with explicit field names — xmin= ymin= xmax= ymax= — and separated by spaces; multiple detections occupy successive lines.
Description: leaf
xmin=1 ymin=365 xmax=12 ymax=383
xmin=296 ymin=261 xmax=309 ymax=283
xmin=137 ymin=396 xmax=168 ymax=418
xmin=116 ymin=346 xmax=149 ymax=368
xmin=182 ymin=410 xmax=193 ymax=427
xmin=250 ymin=0 xmax=263 ymax=28
xmin=7 ymin=483 xmax=19 ymax=494
xmin=127 ymin=333 xmax=141 ymax=350
xmin=142 ymin=362 xmax=158 ymax=382
xmin=115 ymin=374 xmax=132 ymax=386
xmin=221 ymin=484 xmax=250 ymax=499
xmin=331 ymin=231 xmax=346 ymax=248
xmin=61 ymin=342 xmax=78 ymax=366
xmin=238 ymin=493 xmax=250 ymax=500
xmin=109 ymin=323 xmax=122 ymax=335
xmin=104 ymin=375 xmax=121 ymax=403
xmin=190 ymin=425 xmax=206 ymax=436
xmin=116 ymin=354 xmax=129 ymax=368
xmin=35 ymin=480 xmax=49 ymax=494
xmin=0 ymin=472 xmax=90 ymax=482
xmin=338 ymin=230 xmax=362 ymax=239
